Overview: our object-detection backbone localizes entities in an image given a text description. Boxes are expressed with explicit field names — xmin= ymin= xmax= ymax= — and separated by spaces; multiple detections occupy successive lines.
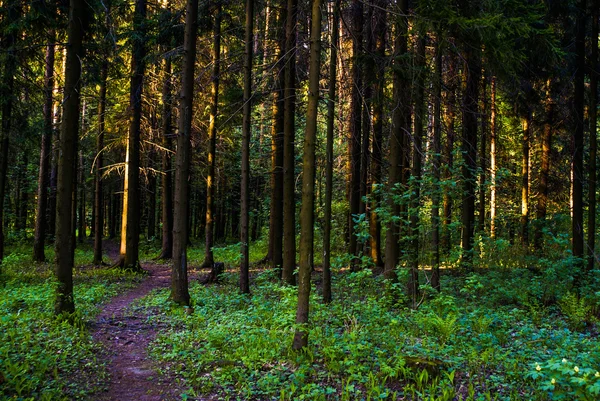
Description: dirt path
xmin=91 ymin=244 xmax=193 ymax=400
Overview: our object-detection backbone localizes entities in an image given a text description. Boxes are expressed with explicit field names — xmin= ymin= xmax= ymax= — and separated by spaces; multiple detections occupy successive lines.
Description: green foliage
xmin=528 ymin=358 xmax=600 ymax=400
xmin=0 ymin=250 xmax=140 ymax=399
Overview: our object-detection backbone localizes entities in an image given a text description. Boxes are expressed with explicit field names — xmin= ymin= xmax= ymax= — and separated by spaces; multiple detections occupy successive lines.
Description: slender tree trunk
xmin=408 ymin=36 xmax=426 ymax=307
xmin=267 ymin=4 xmax=284 ymax=272
xmin=171 ymin=0 xmax=199 ymax=305
xmin=282 ymin=0 xmax=298 ymax=285
xmin=323 ymin=0 xmax=340 ymax=303
xmin=78 ymin=150 xmax=86 ymax=243
xmin=369 ymin=0 xmax=386 ymax=269
xmin=159 ymin=56 xmax=174 ymax=259
xmin=521 ymin=110 xmax=531 ymax=247
xmin=93 ymin=57 xmax=107 ymax=264
xmin=348 ymin=0 xmax=363 ymax=265
xmin=55 ymin=0 xmax=84 ymax=314
xmin=384 ymin=0 xmax=409 ymax=281
xmin=203 ymin=4 xmax=222 ymax=268
xmin=431 ymin=38 xmax=442 ymax=291
xmin=34 ymin=36 xmax=56 ymax=262
xmin=460 ymin=46 xmax=480 ymax=270
xmin=240 ymin=0 xmax=254 ymax=294
xmin=119 ymin=0 xmax=147 ymax=270
xmin=441 ymin=54 xmax=456 ymax=252
xmin=478 ymin=75 xmax=488 ymax=233
xmin=0 ymin=1 xmax=20 ymax=263
xmin=293 ymin=0 xmax=322 ymax=350
xmin=587 ymin=2 xmax=598 ymax=271
xmin=572 ymin=0 xmax=586 ymax=273
xmin=490 ymin=77 xmax=497 ymax=239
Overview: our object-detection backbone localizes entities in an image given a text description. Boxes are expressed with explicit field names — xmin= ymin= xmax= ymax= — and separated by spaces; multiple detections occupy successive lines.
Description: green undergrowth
xmin=0 ymin=246 xmax=142 ymax=400
xmin=133 ymin=262 xmax=600 ymax=401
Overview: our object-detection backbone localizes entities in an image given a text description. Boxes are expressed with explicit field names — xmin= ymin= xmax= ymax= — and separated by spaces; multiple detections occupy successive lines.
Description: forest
xmin=1 ymin=0 xmax=600 ymax=399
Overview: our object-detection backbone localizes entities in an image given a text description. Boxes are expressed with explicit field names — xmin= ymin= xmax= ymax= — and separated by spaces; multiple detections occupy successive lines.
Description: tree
xmin=587 ymin=1 xmax=598 ymax=271
xmin=159 ymin=52 xmax=174 ymax=260
xmin=293 ymin=0 xmax=322 ymax=351
xmin=202 ymin=3 xmax=222 ymax=269
xmin=240 ymin=0 xmax=254 ymax=294
xmin=118 ymin=0 xmax=147 ymax=270
xmin=282 ymin=0 xmax=297 ymax=285
xmin=171 ymin=0 xmax=199 ymax=306
xmin=33 ymin=33 xmax=56 ymax=263
xmin=55 ymin=0 xmax=85 ymax=314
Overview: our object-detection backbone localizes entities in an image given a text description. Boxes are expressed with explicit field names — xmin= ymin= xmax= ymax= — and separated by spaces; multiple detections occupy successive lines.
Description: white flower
xmin=536 ymin=364 xmax=542 ymax=371
xmin=574 ymin=366 xmax=580 ymax=373
xmin=562 ymin=358 xmax=568 ymax=364
xmin=551 ymin=378 xmax=556 ymax=385
xmin=595 ymin=371 xmax=600 ymax=378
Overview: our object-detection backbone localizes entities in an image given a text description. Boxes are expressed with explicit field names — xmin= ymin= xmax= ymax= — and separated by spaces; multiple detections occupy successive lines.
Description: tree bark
xmin=159 ymin=56 xmax=174 ymax=259
xmin=171 ymin=0 xmax=199 ymax=305
xmin=323 ymin=0 xmax=340 ymax=304
xmin=383 ymin=0 xmax=409 ymax=281
xmin=478 ymin=75 xmax=488 ymax=233
xmin=240 ymin=0 xmax=254 ymax=294
xmin=587 ymin=2 xmax=598 ymax=271
xmin=203 ymin=3 xmax=222 ymax=268
xmin=118 ymin=0 xmax=147 ymax=270
xmin=441 ymin=54 xmax=456 ymax=252
xmin=293 ymin=0 xmax=322 ymax=350
xmin=34 ymin=35 xmax=56 ymax=262
xmin=431 ymin=37 xmax=442 ymax=291
xmin=93 ymin=57 xmax=107 ymax=264
xmin=490 ymin=77 xmax=497 ymax=239
xmin=282 ymin=0 xmax=298 ymax=285
xmin=521 ymin=110 xmax=531 ymax=247
xmin=55 ymin=0 xmax=84 ymax=314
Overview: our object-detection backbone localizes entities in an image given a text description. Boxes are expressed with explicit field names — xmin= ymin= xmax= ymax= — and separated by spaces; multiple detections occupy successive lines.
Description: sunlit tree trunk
xmin=521 ymin=111 xmax=531 ymax=247
xmin=384 ymin=0 xmax=409 ymax=281
xmin=431 ymin=37 xmax=442 ymax=291
xmin=490 ymin=77 xmax=497 ymax=239
xmin=55 ymin=0 xmax=84 ymax=314
xmin=171 ymin=0 xmax=199 ymax=305
xmin=240 ymin=0 xmax=254 ymax=294
xmin=478 ymin=75 xmax=488 ymax=233
xmin=587 ymin=2 xmax=598 ymax=271
xmin=282 ymin=0 xmax=297 ymax=285
xmin=118 ymin=0 xmax=147 ymax=270
xmin=34 ymin=35 xmax=55 ymax=262
xmin=323 ymin=0 xmax=340 ymax=303
xmin=293 ymin=0 xmax=322 ymax=350
xmin=203 ymin=3 xmax=222 ymax=268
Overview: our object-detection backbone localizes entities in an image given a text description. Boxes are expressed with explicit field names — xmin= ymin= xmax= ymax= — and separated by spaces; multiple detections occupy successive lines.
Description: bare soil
xmin=90 ymin=243 xmax=197 ymax=401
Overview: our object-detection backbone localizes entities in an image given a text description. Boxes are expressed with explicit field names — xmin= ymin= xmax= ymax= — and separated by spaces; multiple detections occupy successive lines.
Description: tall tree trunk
xmin=267 ymin=4 xmax=284 ymax=272
xmin=441 ymin=54 xmax=456 ymax=252
xmin=240 ymin=0 xmax=254 ymax=294
xmin=348 ymin=0 xmax=363 ymax=265
xmin=490 ymin=77 xmax=497 ymax=239
xmin=78 ymin=150 xmax=85 ymax=243
xmin=171 ymin=0 xmax=199 ymax=305
xmin=459 ymin=45 xmax=480 ymax=270
xmin=384 ymin=0 xmax=409 ymax=281
xmin=521 ymin=110 xmax=531 ymax=247
xmin=369 ymin=0 xmax=386 ymax=269
xmin=587 ymin=2 xmax=598 ymax=271
xmin=572 ymin=0 xmax=586 ymax=273
xmin=431 ymin=37 xmax=442 ymax=291
xmin=34 ymin=35 xmax=56 ymax=262
xmin=203 ymin=4 xmax=222 ymax=268
xmin=0 ymin=1 xmax=20 ymax=263
xmin=282 ymin=0 xmax=297 ymax=285
xmin=323 ymin=0 xmax=340 ymax=303
xmin=55 ymin=0 xmax=84 ymax=314
xmin=478 ymin=75 xmax=488 ymax=233
xmin=119 ymin=0 xmax=147 ymax=270
xmin=159 ymin=56 xmax=174 ymax=259
xmin=292 ymin=0 xmax=322 ymax=350
xmin=93 ymin=57 xmax=108 ymax=265
xmin=408 ymin=35 xmax=426 ymax=307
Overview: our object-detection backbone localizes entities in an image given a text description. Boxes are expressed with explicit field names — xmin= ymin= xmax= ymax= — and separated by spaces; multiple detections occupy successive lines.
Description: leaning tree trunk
xmin=282 ymin=0 xmax=297 ymax=285
xmin=383 ymin=0 xmax=409 ymax=281
xmin=292 ymin=0 xmax=322 ymax=351
xmin=587 ymin=2 xmax=598 ymax=271
xmin=203 ymin=4 xmax=222 ymax=269
xmin=55 ymin=0 xmax=84 ymax=314
xmin=240 ymin=0 xmax=254 ymax=294
xmin=33 ymin=35 xmax=56 ymax=262
xmin=118 ymin=0 xmax=147 ymax=270
xmin=323 ymin=0 xmax=340 ymax=303
xmin=171 ymin=0 xmax=199 ymax=306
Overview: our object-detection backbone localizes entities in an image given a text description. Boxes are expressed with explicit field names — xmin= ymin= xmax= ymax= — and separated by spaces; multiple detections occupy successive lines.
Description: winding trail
xmin=90 ymin=244 xmax=196 ymax=400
